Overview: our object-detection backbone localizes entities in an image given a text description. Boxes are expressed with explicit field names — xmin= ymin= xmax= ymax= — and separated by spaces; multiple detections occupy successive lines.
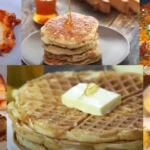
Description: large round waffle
xmin=8 ymin=71 xmax=143 ymax=149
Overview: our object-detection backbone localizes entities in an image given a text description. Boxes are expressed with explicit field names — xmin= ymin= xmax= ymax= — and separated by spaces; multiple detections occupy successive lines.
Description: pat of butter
xmin=62 ymin=83 xmax=121 ymax=116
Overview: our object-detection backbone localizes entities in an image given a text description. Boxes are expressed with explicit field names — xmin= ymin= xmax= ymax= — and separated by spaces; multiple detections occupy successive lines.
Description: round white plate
xmin=22 ymin=25 xmax=130 ymax=65
xmin=0 ymin=0 xmax=21 ymax=65
xmin=7 ymin=116 xmax=19 ymax=150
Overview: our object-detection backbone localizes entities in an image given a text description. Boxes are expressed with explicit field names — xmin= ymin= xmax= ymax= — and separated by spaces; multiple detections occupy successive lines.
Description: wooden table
xmin=22 ymin=0 xmax=139 ymax=65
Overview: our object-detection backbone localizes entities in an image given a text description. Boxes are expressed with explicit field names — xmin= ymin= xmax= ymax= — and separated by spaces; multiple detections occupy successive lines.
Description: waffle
xmin=0 ymin=114 xmax=6 ymax=142
xmin=83 ymin=0 xmax=139 ymax=14
xmin=11 ymin=114 xmax=143 ymax=150
xmin=12 ymin=118 xmax=143 ymax=150
xmin=13 ymin=132 xmax=142 ymax=150
xmin=8 ymin=71 xmax=143 ymax=147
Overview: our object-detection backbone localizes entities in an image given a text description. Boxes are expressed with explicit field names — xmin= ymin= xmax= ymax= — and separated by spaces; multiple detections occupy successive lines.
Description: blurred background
xmin=7 ymin=65 xmax=143 ymax=88
xmin=0 ymin=66 xmax=7 ymax=82
xmin=141 ymin=0 xmax=149 ymax=5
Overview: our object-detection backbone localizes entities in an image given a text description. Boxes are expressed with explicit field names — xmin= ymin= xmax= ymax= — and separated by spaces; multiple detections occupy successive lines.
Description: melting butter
xmin=62 ymin=83 xmax=121 ymax=116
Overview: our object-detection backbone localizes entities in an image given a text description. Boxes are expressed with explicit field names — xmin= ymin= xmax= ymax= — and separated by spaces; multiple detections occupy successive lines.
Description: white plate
xmin=0 ymin=112 xmax=6 ymax=150
xmin=0 ymin=0 xmax=21 ymax=65
xmin=22 ymin=25 xmax=130 ymax=65
xmin=7 ymin=116 xmax=19 ymax=150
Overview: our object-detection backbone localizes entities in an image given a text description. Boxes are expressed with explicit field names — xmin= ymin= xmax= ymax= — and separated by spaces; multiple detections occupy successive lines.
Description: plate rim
xmin=99 ymin=25 xmax=130 ymax=65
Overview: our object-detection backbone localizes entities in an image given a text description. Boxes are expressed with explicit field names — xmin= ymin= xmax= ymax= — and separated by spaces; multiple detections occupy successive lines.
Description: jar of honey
xmin=33 ymin=0 xmax=57 ymax=24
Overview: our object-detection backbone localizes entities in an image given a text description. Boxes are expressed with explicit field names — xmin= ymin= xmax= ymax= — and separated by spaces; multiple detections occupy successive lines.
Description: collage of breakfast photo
xmin=1 ymin=0 xmax=150 ymax=150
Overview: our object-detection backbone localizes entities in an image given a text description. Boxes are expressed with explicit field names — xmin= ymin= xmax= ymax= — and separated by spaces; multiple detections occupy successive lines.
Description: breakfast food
xmin=83 ymin=0 xmax=139 ymax=14
xmin=0 ymin=9 xmax=21 ymax=53
xmin=0 ymin=74 xmax=6 ymax=110
xmin=62 ymin=83 xmax=121 ymax=116
xmin=143 ymin=84 xmax=150 ymax=149
xmin=8 ymin=71 xmax=143 ymax=150
xmin=140 ymin=4 xmax=150 ymax=75
xmin=0 ymin=114 xmax=6 ymax=142
xmin=41 ymin=13 xmax=102 ymax=65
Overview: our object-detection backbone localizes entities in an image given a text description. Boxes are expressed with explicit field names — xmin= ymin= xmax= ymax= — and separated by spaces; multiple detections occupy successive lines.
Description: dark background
xmin=141 ymin=0 xmax=150 ymax=5
xmin=44 ymin=66 xmax=113 ymax=73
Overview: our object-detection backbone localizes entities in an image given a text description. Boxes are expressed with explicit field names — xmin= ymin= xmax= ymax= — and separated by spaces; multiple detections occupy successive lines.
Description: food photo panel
xmin=7 ymin=65 xmax=143 ymax=150
xmin=21 ymin=0 xmax=139 ymax=65
xmin=0 ymin=0 xmax=21 ymax=65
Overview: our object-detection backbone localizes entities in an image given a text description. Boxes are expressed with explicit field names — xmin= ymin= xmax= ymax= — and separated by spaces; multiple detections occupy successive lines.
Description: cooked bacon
xmin=140 ymin=42 xmax=146 ymax=57
xmin=0 ymin=10 xmax=21 ymax=53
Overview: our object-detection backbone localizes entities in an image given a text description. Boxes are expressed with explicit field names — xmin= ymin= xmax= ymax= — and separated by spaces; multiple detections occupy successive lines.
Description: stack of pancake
xmin=41 ymin=13 xmax=102 ymax=65
xmin=8 ymin=71 xmax=143 ymax=150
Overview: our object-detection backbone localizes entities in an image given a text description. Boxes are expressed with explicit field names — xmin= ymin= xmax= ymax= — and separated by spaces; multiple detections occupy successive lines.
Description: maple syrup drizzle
xmin=65 ymin=0 xmax=72 ymax=28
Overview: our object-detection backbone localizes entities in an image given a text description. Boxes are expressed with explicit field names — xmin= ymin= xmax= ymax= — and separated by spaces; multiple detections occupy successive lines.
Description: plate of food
xmin=22 ymin=13 xmax=130 ymax=65
xmin=0 ymin=0 xmax=21 ymax=65
xmin=7 ymin=69 xmax=142 ymax=150
xmin=140 ymin=3 xmax=150 ymax=75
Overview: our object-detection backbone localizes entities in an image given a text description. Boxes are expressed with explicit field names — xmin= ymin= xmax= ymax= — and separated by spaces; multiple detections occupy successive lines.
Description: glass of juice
xmin=7 ymin=66 xmax=44 ymax=103
xmin=33 ymin=0 xmax=57 ymax=24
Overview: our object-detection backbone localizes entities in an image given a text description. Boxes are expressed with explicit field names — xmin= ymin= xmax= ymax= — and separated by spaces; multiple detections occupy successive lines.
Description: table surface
xmin=22 ymin=0 xmax=139 ymax=65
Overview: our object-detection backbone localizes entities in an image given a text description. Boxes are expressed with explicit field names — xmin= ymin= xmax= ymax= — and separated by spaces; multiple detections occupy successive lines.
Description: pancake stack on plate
xmin=41 ymin=13 xmax=102 ymax=65
xmin=8 ymin=71 xmax=143 ymax=150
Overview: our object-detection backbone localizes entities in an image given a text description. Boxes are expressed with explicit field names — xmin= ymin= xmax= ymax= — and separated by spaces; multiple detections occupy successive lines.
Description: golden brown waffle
xmin=12 ymin=119 xmax=143 ymax=150
xmin=8 ymin=71 xmax=143 ymax=145
xmin=83 ymin=0 xmax=139 ymax=14
xmin=13 ymin=131 xmax=143 ymax=150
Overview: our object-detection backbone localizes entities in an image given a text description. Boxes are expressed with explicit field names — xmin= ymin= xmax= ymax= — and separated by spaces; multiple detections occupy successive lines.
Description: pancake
xmin=43 ymin=41 xmax=98 ymax=56
xmin=41 ymin=12 xmax=99 ymax=49
xmin=44 ymin=54 xmax=101 ymax=65
xmin=44 ymin=44 xmax=101 ymax=63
